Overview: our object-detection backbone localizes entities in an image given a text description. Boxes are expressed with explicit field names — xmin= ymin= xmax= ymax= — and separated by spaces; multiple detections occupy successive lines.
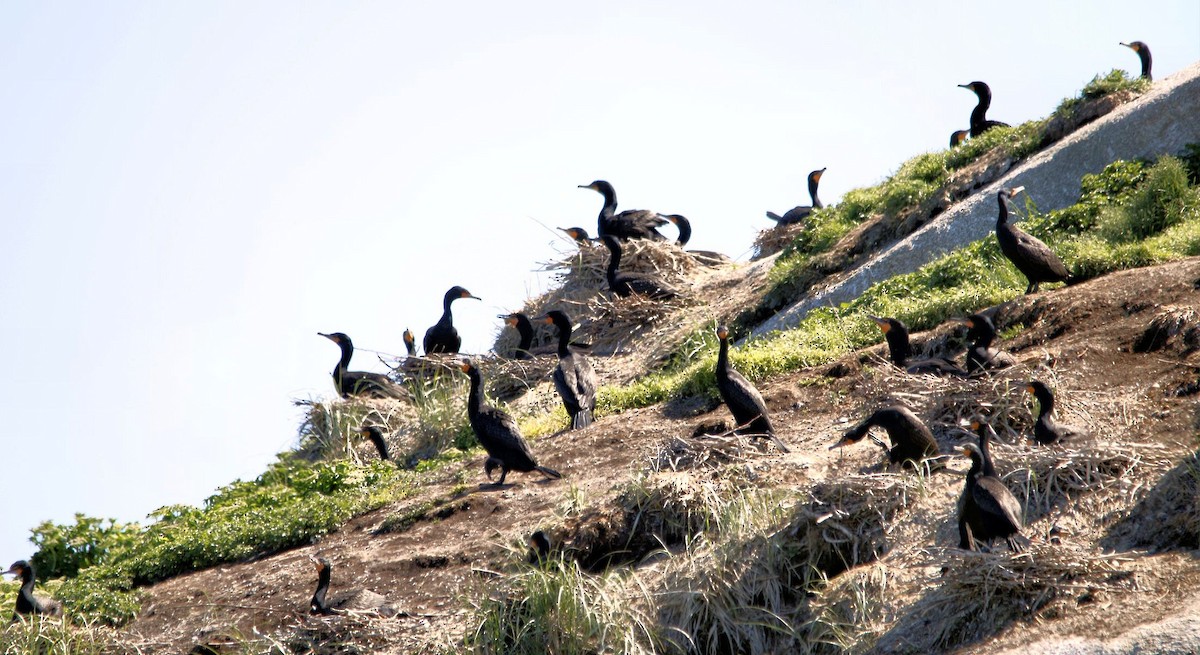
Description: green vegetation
xmin=1052 ymin=70 xmax=1151 ymax=120
xmin=33 ymin=456 xmax=413 ymax=626
xmin=0 ymin=617 xmax=121 ymax=655
xmin=599 ymin=154 xmax=1200 ymax=416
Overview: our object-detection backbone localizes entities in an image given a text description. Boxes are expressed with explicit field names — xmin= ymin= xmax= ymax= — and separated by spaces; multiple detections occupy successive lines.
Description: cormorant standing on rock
xmin=1026 ymin=381 xmax=1088 ymax=444
xmin=500 ymin=313 xmax=534 ymax=360
xmin=424 ymin=286 xmax=480 ymax=355
xmin=868 ymin=316 xmax=967 ymax=376
xmin=767 ymin=168 xmax=825 ymax=225
xmin=714 ymin=325 xmax=790 ymax=453
xmin=958 ymin=435 xmax=1024 ymax=552
xmin=953 ymin=313 xmax=1016 ymax=374
xmin=579 ymin=180 xmax=669 ymax=241
xmin=949 ymin=130 xmax=970 ymax=148
xmin=462 ymin=359 xmax=561 ymax=485
xmin=318 ymin=332 xmax=409 ymax=399
xmin=542 ymin=310 xmax=596 ymax=430
xmin=832 ymin=406 xmax=940 ymax=468
xmin=1121 ymin=41 xmax=1152 ymax=80
xmin=359 ymin=425 xmax=391 ymax=462
xmin=994 ymin=187 xmax=1072 ymax=294
xmin=4 ymin=560 xmax=62 ymax=620
xmin=958 ymin=81 xmax=1010 ymax=137
xmin=600 ymin=235 xmax=678 ymax=300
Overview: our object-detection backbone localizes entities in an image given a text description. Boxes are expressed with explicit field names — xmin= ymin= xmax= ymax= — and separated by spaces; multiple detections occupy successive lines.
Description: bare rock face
xmin=755 ymin=62 xmax=1200 ymax=338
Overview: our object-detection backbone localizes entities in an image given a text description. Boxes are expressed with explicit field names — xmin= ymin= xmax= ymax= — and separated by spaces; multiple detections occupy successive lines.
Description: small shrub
xmin=29 ymin=514 xmax=141 ymax=580
xmin=1099 ymin=156 xmax=1199 ymax=241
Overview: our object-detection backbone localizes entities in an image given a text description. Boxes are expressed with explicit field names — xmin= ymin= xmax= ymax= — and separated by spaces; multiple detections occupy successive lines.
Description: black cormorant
xmin=832 ymin=406 xmax=940 ymax=468
xmin=1121 ymin=41 xmax=1152 ymax=80
xmin=542 ymin=310 xmax=596 ymax=429
xmin=462 ymin=359 xmax=561 ymax=485
xmin=500 ymin=313 xmax=534 ymax=360
xmin=958 ymin=439 xmax=1024 ymax=552
xmin=868 ymin=316 xmax=966 ymax=376
xmin=308 ymin=556 xmax=398 ymax=617
xmin=318 ymin=332 xmax=409 ymax=399
xmin=600 ymin=235 xmax=678 ymax=300
xmin=994 ymin=187 xmax=1072 ymax=294
xmin=958 ymin=81 xmax=1010 ymax=137
xmin=403 ymin=328 xmax=417 ymax=357
xmin=359 ymin=425 xmax=391 ymax=462
xmin=3 ymin=560 xmax=62 ymax=620
xmin=949 ymin=130 xmax=970 ymax=148
xmin=558 ymin=227 xmax=594 ymax=245
xmin=528 ymin=530 xmax=552 ymax=564
xmin=952 ymin=313 xmax=1017 ymax=374
xmin=767 ymin=168 xmax=825 ymax=225
xmin=715 ymin=325 xmax=790 ymax=453
xmin=662 ymin=213 xmax=692 ymax=247
xmin=579 ymin=180 xmax=669 ymax=241
xmin=424 ymin=286 xmax=480 ymax=355
xmin=1025 ymin=380 xmax=1088 ymax=444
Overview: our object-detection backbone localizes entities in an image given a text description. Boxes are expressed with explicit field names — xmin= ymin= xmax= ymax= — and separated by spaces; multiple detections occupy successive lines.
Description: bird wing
xmin=477 ymin=407 xmax=538 ymax=468
xmin=778 ymin=206 xmax=813 ymax=224
xmin=972 ymin=476 xmax=1023 ymax=531
xmin=623 ymin=273 xmax=678 ymax=300
xmin=720 ymin=369 xmax=773 ymax=433
xmin=1008 ymin=227 xmax=1071 ymax=278
xmin=610 ymin=210 xmax=668 ymax=240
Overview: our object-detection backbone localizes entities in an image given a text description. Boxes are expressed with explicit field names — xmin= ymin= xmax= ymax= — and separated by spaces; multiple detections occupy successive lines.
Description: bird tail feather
xmin=572 ymin=410 xmax=594 ymax=429
xmin=536 ymin=465 xmax=562 ymax=479
xmin=765 ymin=211 xmax=783 ymax=222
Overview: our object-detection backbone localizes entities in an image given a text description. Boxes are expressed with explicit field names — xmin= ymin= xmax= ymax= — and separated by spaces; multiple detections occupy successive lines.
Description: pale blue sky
xmin=2 ymin=1 xmax=1197 ymax=562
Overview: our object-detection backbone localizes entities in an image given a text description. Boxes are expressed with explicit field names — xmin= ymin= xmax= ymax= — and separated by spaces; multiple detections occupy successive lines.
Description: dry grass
xmin=886 ymin=544 xmax=1138 ymax=652
xmin=649 ymin=432 xmax=776 ymax=473
xmin=753 ymin=222 xmax=807 ymax=259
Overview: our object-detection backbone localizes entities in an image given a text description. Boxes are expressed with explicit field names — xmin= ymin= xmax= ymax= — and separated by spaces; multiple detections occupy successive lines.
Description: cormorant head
xmin=867 ymin=315 xmax=901 ymax=335
xmin=539 ymin=310 xmax=572 ymax=330
xmin=309 ymin=555 xmax=331 ymax=574
xmin=957 ymin=81 xmax=990 ymax=96
xmin=830 ymin=424 xmax=868 ymax=449
xmin=809 ymin=168 xmax=827 ymax=184
xmin=1025 ymin=380 xmax=1053 ymax=403
xmin=950 ymin=130 xmax=970 ymax=147
xmin=319 ymin=332 xmax=350 ymax=346
xmin=578 ymin=180 xmax=613 ymax=195
xmin=1120 ymin=41 xmax=1146 ymax=53
xmin=959 ymin=442 xmax=983 ymax=460
xmin=359 ymin=425 xmax=383 ymax=439
xmin=447 ymin=286 xmax=481 ymax=303
xmin=403 ymin=329 xmax=415 ymax=346
xmin=998 ymin=186 xmax=1024 ymax=206
xmin=716 ymin=325 xmax=729 ymax=341
xmin=500 ymin=313 xmax=522 ymax=328
xmin=459 ymin=358 xmax=477 ymax=374
xmin=3 ymin=561 xmax=30 ymax=580
xmin=558 ymin=227 xmax=591 ymax=243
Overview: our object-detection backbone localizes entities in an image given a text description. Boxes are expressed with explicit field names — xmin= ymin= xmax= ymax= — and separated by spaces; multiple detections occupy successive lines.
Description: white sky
xmin=2 ymin=1 xmax=1197 ymax=563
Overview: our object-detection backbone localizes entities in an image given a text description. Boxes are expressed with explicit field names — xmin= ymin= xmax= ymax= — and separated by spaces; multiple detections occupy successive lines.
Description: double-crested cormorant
xmin=500 ymin=313 xmax=534 ymax=360
xmin=958 ymin=434 xmax=1024 ymax=552
xmin=831 ymin=406 xmax=940 ymax=468
xmin=767 ymin=168 xmax=826 ymax=225
xmin=958 ymin=81 xmax=1010 ymax=137
xmin=868 ymin=316 xmax=966 ymax=376
xmin=359 ymin=425 xmax=391 ymax=461
xmin=462 ymin=359 xmax=561 ymax=485
xmin=403 ymin=329 xmax=417 ymax=357
xmin=558 ymin=227 xmax=594 ymax=245
xmin=994 ymin=187 xmax=1072 ymax=294
xmin=600 ymin=235 xmax=678 ymax=300
xmin=528 ymin=530 xmax=552 ymax=564
xmin=4 ymin=560 xmax=62 ymax=620
xmin=1025 ymin=380 xmax=1088 ymax=444
xmin=953 ymin=313 xmax=1017 ymax=374
xmin=542 ymin=310 xmax=596 ymax=430
xmin=715 ymin=325 xmax=790 ymax=453
xmin=318 ymin=332 xmax=409 ymax=399
xmin=949 ymin=129 xmax=970 ymax=148
xmin=579 ymin=180 xmax=669 ymax=241
xmin=424 ymin=286 xmax=480 ymax=355
xmin=1121 ymin=41 xmax=1152 ymax=80
xmin=309 ymin=556 xmax=398 ymax=617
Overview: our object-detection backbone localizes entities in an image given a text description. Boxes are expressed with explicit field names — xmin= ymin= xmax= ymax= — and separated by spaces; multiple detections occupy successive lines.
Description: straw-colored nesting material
xmin=583 ymin=292 xmax=690 ymax=356
xmin=898 ymin=544 xmax=1138 ymax=651
xmin=788 ymin=473 xmax=922 ymax=581
xmin=650 ymin=432 xmax=773 ymax=473
xmin=293 ymin=397 xmax=417 ymax=462
xmin=481 ymin=355 xmax=557 ymax=401
xmin=394 ymin=353 xmax=462 ymax=382
xmin=804 ymin=562 xmax=896 ymax=655
xmin=753 ymin=222 xmax=806 ymax=259
xmin=542 ymin=239 xmax=697 ymax=289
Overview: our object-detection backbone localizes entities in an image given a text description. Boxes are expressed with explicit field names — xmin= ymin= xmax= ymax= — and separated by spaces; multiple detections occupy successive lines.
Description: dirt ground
xmin=121 ymin=256 xmax=1200 ymax=654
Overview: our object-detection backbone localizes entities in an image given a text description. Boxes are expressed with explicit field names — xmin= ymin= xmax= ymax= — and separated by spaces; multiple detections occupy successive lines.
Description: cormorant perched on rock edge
xmin=579 ymin=180 xmax=669 ymax=241
xmin=958 ymin=81 xmax=1010 ymax=137
xmin=832 ymin=406 xmax=940 ymax=468
xmin=958 ymin=433 xmax=1024 ymax=552
xmin=424 ymin=286 xmax=480 ymax=355
xmin=318 ymin=332 xmax=409 ymax=399
xmin=1026 ymin=380 xmax=1089 ymax=444
xmin=868 ymin=316 xmax=967 ymax=376
xmin=4 ymin=560 xmax=62 ymax=620
xmin=500 ymin=313 xmax=535 ymax=360
xmin=714 ymin=325 xmax=790 ymax=453
xmin=462 ymin=359 xmax=561 ymax=485
xmin=600 ymin=235 xmax=678 ymax=300
xmin=1121 ymin=41 xmax=1152 ymax=80
xmin=767 ymin=168 xmax=825 ymax=225
xmin=993 ymin=187 xmax=1072 ymax=294
xmin=542 ymin=310 xmax=596 ymax=430
xmin=952 ymin=313 xmax=1017 ymax=374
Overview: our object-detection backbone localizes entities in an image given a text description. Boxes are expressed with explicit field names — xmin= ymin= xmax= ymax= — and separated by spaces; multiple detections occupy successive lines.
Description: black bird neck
xmin=716 ymin=335 xmax=731 ymax=379
xmin=966 ymin=448 xmax=984 ymax=480
xmin=977 ymin=429 xmax=998 ymax=477
xmin=602 ymin=237 xmax=622 ymax=283
xmin=311 ymin=566 xmax=331 ymax=613
xmin=334 ymin=340 xmax=353 ymax=372
xmin=969 ymin=319 xmax=997 ymax=349
xmin=996 ymin=193 xmax=1012 ymax=227
xmin=885 ymin=327 xmax=910 ymax=367
xmin=673 ymin=217 xmax=692 ymax=247
xmin=809 ymin=175 xmax=823 ymax=209
xmin=970 ymin=86 xmax=992 ymax=127
xmin=367 ymin=433 xmax=390 ymax=461
xmin=554 ymin=321 xmax=573 ymax=357
xmin=465 ymin=368 xmax=485 ymax=419
xmin=1034 ymin=387 xmax=1055 ymax=418
xmin=596 ymin=184 xmax=617 ymax=220
xmin=1136 ymin=48 xmax=1152 ymax=80
xmin=439 ymin=294 xmax=459 ymax=326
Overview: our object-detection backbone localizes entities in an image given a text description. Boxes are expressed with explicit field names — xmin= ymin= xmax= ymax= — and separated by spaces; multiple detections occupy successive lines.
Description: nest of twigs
xmin=650 ymin=430 xmax=775 ymax=473
xmin=581 ymin=292 xmax=690 ymax=356
xmin=391 ymin=354 xmax=462 ymax=383
xmin=893 ymin=544 xmax=1138 ymax=652
xmin=481 ymin=355 xmax=558 ymax=401
xmin=752 ymin=221 xmax=806 ymax=260
xmin=787 ymin=473 xmax=922 ymax=582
